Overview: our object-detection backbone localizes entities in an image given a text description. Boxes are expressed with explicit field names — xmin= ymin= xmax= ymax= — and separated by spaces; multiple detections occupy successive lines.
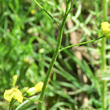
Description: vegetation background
xmin=0 ymin=0 xmax=110 ymax=110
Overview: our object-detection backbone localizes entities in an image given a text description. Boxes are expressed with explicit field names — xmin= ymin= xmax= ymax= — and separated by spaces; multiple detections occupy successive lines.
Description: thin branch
xmin=60 ymin=36 xmax=105 ymax=52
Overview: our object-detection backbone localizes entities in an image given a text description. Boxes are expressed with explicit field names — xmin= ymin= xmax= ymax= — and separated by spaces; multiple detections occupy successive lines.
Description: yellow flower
xmin=4 ymin=86 xmax=23 ymax=103
xmin=35 ymin=82 xmax=43 ymax=92
xmin=31 ymin=9 xmax=35 ymax=15
xmin=26 ymin=82 xmax=43 ymax=96
xmin=101 ymin=22 xmax=110 ymax=38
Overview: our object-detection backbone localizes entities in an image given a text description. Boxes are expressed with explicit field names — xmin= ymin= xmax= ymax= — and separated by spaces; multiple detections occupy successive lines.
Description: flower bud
xmin=26 ymin=82 xmax=44 ymax=96
xmin=101 ymin=22 xmax=110 ymax=38
xmin=11 ymin=75 xmax=17 ymax=87
xmin=26 ymin=87 xmax=36 ymax=96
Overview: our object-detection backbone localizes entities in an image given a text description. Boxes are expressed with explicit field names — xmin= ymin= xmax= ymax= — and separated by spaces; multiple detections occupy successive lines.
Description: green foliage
xmin=0 ymin=0 xmax=110 ymax=110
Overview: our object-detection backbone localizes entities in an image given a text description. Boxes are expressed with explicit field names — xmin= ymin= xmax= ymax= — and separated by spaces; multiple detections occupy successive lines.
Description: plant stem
xmin=37 ymin=11 xmax=68 ymax=110
xmin=102 ymin=0 xmax=107 ymax=109
xmin=15 ymin=96 xmax=39 ymax=110
xmin=102 ymin=81 xmax=106 ymax=110
xmin=101 ymin=0 xmax=107 ymax=70
xmin=60 ymin=36 xmax=104 ymax=52
xmin=35 ymin=1 xmax=76 ymax=110
xmin=9 ymin=100 xmax=15 ymax=110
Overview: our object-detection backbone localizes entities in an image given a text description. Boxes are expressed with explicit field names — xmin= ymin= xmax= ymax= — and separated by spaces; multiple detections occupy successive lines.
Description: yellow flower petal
xmin=4 ymin=87 xmax=23 ymax=103
xmin=4 ymin=89 xmax=14 ymax=102
xmin=35 ymin=82 xmax=43 ymax=92
xmin=101 ymin=22 xmax=110 ymax=38
xmin=13 ymin=88 xmax=23 ymax=103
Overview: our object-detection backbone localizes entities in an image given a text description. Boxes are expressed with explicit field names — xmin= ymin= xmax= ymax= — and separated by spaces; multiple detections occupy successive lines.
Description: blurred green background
xmin=0 ymin=0 xmax=110 ymax=110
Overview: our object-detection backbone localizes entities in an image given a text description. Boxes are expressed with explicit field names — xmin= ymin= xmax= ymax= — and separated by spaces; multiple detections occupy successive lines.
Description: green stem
xmin=103 ymin=0 xmax=107 ymax=22
xmin=9 ymin=99 xmax=15 ymax=110
xmin=9 ymin=103 xmax=11 ymax=110
xmin=37 ymin=10 xmax=67 ymax=110
xmin=15 ymin=96 xmax=39 ymax=110
xmin=34 ymin=0 xmax=60 ymax=28
xmin=34 ymin=1 xmax=76 ymax=110
xmin=102 ymin=81 xmax=106 ymax=110
xmin=101 ymin=37 xmax=106 ymax=70
xmin=9 ymin=102 xmax=12 ymax=110
xmin=101 ymin=0 xmax=107 ymax=70
xmin=60 ymin=36 xmax=104 ymax=52
xmin=102 ymin=0 xmax=107 ymax=109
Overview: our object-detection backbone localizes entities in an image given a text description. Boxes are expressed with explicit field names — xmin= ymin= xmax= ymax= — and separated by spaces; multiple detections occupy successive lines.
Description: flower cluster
xmin=101 ymin=22 xmax=110 ymax=38
xmin=4 ymin=75 xmax=44 ymax=103
xmin=4 ymin=86 xmax=23 ymax=103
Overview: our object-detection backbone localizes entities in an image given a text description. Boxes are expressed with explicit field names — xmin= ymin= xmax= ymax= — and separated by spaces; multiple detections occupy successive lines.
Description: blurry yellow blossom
xmin=4 ymin=86 xmax=23 ymax=103
xmin=27 ymin=82 xmax=43 ymax=96
xmin=24 ymin=56 xmax=34 ymax=64
xmin=101 ymin=22 xmax=110 ymax=38
xmin=35 ymin=82 xmax=44 ymax=92
xmin=31 ymin=9 xmax=35 ymax=15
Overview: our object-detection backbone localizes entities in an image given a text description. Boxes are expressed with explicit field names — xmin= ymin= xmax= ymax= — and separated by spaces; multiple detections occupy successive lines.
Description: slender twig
xmin=60 ymin=36 xmax=105 ymax=52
